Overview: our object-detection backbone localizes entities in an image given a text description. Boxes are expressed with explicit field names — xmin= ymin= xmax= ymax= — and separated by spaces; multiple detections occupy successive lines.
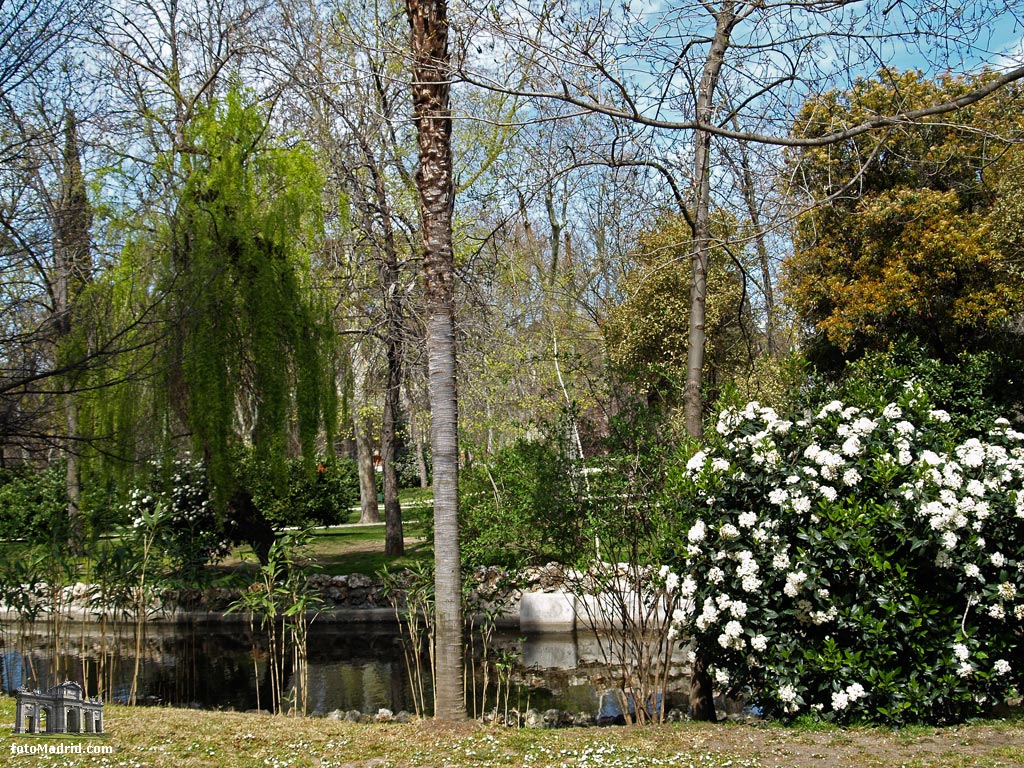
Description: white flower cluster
xmin=831 ymin=682 xmax=867 ymax=711
xmin=678 ymin=391 xmax=1024 ymax=720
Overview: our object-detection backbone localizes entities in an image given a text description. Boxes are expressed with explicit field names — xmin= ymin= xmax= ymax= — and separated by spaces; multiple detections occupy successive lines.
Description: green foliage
xmin=671 ymin=377 xmax=1023 ymax=725
xmin=395 ymin=445 xmax=429 ymax=489
xmin=121 ymin=458 xmax=230 ymax=583
xmin=227 ymin=529 xmax=321 ymax=714
xmin=169 ymin=88 xmax=335 ymax=497
xmin=460 ymin=429 xmax=588 ymax=568
xmin=604 ymin=212 xmax=755 ymax=408
xmin=786 ymin=70 xmax=1024 ymax=368
xmin=0 ymin=465 xmax=67 ymax=543
xmin=460 ymin=404 xmax=686 ymax=571
xmin=786 ymin=344 xmax=1023 ymax=438
xmin=238 ymin=450 xmax=359 ymax=529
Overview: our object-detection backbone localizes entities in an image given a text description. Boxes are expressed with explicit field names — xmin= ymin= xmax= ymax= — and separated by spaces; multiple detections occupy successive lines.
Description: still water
xmin=0 ymin=619 xmax=687 ymax=716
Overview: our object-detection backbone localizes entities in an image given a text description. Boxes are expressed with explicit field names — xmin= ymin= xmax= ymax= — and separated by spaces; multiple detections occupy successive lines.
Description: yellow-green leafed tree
xmin=604 ymin=213 xmax=753 ymax=411
xmin=786 ymin=70 xmax=1024 ymax=366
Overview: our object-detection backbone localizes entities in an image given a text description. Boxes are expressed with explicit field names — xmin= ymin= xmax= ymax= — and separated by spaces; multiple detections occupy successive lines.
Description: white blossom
xmin=784 ymin=570 xmax=807 ymax=597
xmin=724 ymin=620 xmax=743 ymax=639
xmin=680 ymin=575 xmax=698 ymax=598
xmin=688 ymin=520 xmax=707 ymax=543
xmin=846 ymin=683 xmax=867 ymax=701
xmin=687 ymin=451 xmax=708 ymax=473
xmin=956 ymin=439 xmax=986 ymax=468
xmin=842 ymin=436 xmax=863 ymax=457
xmin=720 ymin=523 xmax=741 ymax=539
xmin=817 ymin=401 xmax=844 ymax=418
xmin=993 ymin=659 xmax=1012 ymax=676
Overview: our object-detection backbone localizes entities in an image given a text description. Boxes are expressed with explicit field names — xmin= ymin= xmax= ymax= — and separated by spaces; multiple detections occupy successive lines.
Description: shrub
xmin=240 ymin=453 xmax=359 ymax=529
xmin=395 ymin=445 xmax=429 ymax=489
xmin=0 ymin=465 xmax=68 ymax=543
xmin=460 ymin=436 xmax=588 ymax=568
xmin=672 ymin=386 xmax=1023 ymax=725
xmin=122 ymin=458 xmax=231 ymax=581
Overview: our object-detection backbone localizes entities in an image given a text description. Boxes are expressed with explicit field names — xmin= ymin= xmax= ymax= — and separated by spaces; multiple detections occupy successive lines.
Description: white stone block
xmin=519 ymin=591 xmax=575 ymax=632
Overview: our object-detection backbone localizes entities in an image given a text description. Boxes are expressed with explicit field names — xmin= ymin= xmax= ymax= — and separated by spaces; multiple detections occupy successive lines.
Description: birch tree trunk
xmin=406 ymin=0 xmax=464 ymax=719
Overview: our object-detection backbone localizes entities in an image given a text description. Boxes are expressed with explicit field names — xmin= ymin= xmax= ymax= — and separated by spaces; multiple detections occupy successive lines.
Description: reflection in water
xmin=0 ymin=620 xmax=690 ymax=716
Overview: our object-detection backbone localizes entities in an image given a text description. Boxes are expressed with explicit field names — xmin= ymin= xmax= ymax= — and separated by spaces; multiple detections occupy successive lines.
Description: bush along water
xmin=670 ymin=383 xmax=1022 ymax=725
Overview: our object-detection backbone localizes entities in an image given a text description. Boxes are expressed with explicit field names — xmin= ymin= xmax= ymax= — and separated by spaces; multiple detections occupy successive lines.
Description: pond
xmin=0 ymin=618 xmax=692 ymax=718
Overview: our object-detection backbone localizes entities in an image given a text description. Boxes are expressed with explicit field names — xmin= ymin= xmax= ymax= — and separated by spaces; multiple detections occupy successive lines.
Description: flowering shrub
xmin=122 ymin=458 xmax=230 ymax=580
xmin=672 ymin=385 xmax=1023 ymax=724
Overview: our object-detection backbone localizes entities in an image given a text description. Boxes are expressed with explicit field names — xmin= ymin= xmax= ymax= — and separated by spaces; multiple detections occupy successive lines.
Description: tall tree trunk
xmin=685 ymin=2 xmax=738 ymax=721
xmin=352 ymin=351 xmax=381 ymax=524
xmin=731 ymin=122 xmax=778 ymax=357
xmin=355 ymin=414 xmax=380 ymax=524
xmin=407 ymin=403 xmax=429 ymax=488
xmin=406 ymin=0 xmax=464 ymax=720
xmin=52 ymin=108 xmax=92 ymax=554
xmin=381 ymin=338 xmax=404 ymax=555
xmin=544 ymin=185 xmax=564 ymax=283
xmin=372 ymin=136 xmax=406 ymax=557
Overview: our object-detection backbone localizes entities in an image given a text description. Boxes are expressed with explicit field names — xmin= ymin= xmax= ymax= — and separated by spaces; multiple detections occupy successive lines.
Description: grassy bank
xmin=2 ymin=697 xmax=1022 ymax=767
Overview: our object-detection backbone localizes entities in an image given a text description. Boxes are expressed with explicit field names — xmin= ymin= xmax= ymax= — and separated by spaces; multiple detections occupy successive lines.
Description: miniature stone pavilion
xmin=12 ymin=681 xmax=103 ymax=735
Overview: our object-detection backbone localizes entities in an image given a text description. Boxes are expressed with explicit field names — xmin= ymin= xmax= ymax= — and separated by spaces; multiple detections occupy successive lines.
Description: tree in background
xmin=603 ymin=212 xmax=756 ymax=411
xmin=86 ymin=91 xmax=336 ymax=561
xmin=786 ymin=70 xmax=1024 ymax=373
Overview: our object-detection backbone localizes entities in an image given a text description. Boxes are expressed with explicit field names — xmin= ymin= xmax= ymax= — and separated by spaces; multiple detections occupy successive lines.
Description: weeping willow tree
xmin=83 ymin=89 xmax=336 ymax=560
xmin=168 ymin=90 xmax=335 ymax=495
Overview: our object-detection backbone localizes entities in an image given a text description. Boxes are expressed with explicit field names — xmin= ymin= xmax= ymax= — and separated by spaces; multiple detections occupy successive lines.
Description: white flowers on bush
xmin=677 ymin=391 xmax=1024 ymax=722
xmin=688 ymin=519 xmax=707 ymax=543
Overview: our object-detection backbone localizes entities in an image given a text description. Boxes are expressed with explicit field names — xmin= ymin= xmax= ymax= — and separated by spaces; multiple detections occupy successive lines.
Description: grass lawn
xmin=217 ymin=522 xmax=433 ymax=578
xmin=2 ymin=490 xmax=435 ymax=584
xmin=1 ymin=696 xmax=1022 ymax=767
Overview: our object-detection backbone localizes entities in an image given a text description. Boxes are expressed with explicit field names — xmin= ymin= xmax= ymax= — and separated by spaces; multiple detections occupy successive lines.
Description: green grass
xmin=1 ymin=696 xmax=1021 ymax=768
xmin=398 ymin=486 xmax=434 ymax=506
xmin=303 ymin=524 xmax=432 ymax=576
xmin=210 ymin=521 xmax=433 ymax=582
